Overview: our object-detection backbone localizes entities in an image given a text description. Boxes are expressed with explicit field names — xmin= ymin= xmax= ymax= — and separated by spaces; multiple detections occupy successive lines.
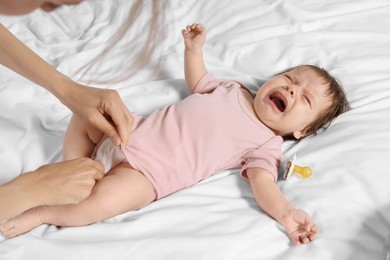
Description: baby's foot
xmin=0 ymin=207 xmax=44 ymax=238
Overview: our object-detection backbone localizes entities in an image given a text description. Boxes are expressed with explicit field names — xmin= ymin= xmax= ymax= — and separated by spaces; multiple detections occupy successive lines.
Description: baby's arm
xmin=182 ymin=23 xmax=207 ymax=93
xmin=246 ymin=168 xmax=318 ymax=245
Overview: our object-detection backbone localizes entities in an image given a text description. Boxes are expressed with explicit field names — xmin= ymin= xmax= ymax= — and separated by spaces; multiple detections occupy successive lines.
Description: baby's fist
xmin=182 ymin=23 xmax=206 ymax=50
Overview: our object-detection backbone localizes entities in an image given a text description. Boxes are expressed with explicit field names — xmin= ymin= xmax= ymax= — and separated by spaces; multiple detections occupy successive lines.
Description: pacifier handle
xmin=284 ymin=154 xmax=312 ymax=180
xmin=292 ymin=165 xmax=312 ymax=179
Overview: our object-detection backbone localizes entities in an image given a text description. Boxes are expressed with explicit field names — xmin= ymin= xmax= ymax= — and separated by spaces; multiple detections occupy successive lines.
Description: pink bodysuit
xmin=111 ymin=73 xmax=282 ymax=199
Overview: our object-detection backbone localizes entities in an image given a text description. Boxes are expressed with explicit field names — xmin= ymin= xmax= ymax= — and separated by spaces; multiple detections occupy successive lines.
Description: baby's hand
xmin=279 ymin=208 xmax=318 ymax=245
xmin=181 ymin=23 xmax=206 ymax=50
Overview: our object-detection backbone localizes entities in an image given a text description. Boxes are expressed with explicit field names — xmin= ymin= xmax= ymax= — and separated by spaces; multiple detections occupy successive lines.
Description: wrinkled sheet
xmin=1 ymin=0 xmax=390 ymax=259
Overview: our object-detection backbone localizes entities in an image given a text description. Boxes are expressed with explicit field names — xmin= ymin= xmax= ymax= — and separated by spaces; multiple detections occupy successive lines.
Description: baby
xmin=0 ymin=24 xmax=349 ymax=245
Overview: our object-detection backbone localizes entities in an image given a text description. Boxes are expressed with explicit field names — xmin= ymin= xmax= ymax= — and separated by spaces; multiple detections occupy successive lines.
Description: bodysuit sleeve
xmin=194 ymin=72 xmax=246 ymax=94
xmin=240 ymin=136 xmax=283 ymax=182
xmin=193 ymin=72 xmax=220 ymax=94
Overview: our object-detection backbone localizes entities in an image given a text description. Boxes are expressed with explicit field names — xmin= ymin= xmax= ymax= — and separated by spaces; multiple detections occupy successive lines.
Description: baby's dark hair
xmin=280 ymin=64 xmax=350 ymax=137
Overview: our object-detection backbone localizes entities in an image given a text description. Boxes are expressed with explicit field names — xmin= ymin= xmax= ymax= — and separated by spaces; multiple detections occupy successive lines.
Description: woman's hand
xmin=0 ymin=158 xmax=104 ymax=222
xmin=24 ymin=158 xmax=105 ymax=206
xmin=62 ymin=83 xmax=133 ymax=146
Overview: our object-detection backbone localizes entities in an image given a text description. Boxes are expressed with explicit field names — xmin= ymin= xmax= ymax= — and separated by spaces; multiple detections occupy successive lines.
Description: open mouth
xmin=269 ymin=92 xmax=287 ymax=112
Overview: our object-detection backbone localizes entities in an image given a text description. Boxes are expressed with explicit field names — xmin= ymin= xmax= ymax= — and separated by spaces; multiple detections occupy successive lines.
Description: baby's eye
xmin=285 ymin=74 xmax=293 ymax=83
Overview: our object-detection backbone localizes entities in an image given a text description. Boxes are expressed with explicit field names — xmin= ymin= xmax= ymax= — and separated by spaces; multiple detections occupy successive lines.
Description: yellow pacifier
xmin=283 ymin=155 xmax=312 ymax=180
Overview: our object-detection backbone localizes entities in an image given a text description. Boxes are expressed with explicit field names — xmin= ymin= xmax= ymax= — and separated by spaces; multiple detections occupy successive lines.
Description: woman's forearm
xmin=0 ymin=23 xmax=72 ymax=101
xmin=0 ymin=23 xmax=132 ymax=145
xmin=0 ymin=159 xmax=105 ymax=222
xmin=0 ymin=172 xmax=41 ymax=222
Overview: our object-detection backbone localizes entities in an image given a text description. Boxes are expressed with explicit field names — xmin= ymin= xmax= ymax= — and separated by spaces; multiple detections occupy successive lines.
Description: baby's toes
xmin=2 ymin=226 xmax=17 ymax=239
xmin=0 ymin=219 xmax=18 ymax=238
xmin=0 ymin=219 xmax=16 ymax=232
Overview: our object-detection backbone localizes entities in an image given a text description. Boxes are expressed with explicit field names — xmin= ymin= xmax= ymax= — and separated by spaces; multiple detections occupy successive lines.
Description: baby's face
xmin=253 ymin=66 xmax=332 ymax=139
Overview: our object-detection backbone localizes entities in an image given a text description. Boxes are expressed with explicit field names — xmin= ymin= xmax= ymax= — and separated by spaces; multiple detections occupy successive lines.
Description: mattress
xmin=1 ymin=0 xmax=390 ymax=259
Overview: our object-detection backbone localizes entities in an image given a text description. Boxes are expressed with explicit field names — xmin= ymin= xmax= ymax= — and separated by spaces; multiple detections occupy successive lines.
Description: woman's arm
xmin=0 ymin=23 xmax=132 ymax=146
xmin=0 ymin=158 xmax=104 ymax=222
xmin=0 ymin=23 xmax=70 ymax=100
xmin=246 ymin=168 xmax=318 ymax=245
xmin=0 ymin=23 xmax=131 ymax=221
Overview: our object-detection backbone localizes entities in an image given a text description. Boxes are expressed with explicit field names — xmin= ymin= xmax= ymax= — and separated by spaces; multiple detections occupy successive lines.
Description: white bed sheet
xmin=1 ymin=0 xmax=390 ymax=259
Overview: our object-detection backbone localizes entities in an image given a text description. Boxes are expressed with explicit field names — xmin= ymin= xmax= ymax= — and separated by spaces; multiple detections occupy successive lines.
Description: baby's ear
xmin=292 ymin=129 xmax=308 ymax=140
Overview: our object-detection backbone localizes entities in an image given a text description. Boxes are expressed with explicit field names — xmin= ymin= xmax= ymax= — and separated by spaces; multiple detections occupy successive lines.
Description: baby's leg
xmin=0 ymin=163 xmax=155 ymax=238
xmin=63 ymin=114 xmax=104 ymax=160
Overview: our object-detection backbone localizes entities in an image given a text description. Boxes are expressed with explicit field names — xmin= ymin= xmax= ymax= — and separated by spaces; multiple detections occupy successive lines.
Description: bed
xmin=1 ymin=0 xmax=390 ymax=259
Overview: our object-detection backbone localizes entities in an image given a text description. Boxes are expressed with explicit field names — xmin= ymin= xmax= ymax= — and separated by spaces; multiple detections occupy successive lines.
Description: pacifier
xmin=283 ymin=154 xmax=312 ymax=180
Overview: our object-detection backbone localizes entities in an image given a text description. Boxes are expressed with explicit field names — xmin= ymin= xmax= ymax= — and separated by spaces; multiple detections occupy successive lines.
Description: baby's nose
xmin=285 ymin=85 xmax=295 ymax=97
